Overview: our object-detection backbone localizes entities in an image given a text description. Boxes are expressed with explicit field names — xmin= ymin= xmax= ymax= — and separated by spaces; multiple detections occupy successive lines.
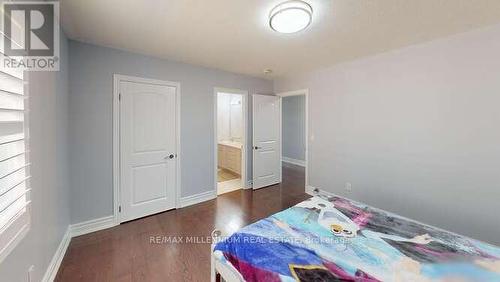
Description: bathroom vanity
xmin=218 ymin=141 xmax=242 ymax=175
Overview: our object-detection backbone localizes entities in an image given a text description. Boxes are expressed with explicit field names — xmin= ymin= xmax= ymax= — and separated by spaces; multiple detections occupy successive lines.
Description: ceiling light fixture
xmin=269 ymin=0 xmax=313 ymax=34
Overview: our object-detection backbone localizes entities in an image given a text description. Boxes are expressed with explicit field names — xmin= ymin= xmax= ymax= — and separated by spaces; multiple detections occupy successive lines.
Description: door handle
xmin=254 ymin=146 xmax=261 ymax=150
xmin=164 ymin=154 xmax=175 ymax=159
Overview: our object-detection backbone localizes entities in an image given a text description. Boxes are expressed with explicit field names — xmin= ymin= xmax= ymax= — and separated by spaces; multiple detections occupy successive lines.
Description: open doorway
xmin=214 ymin=88 xmax=248 ymax=195
xmin=278 ymin=89 xmax=309 ymax=191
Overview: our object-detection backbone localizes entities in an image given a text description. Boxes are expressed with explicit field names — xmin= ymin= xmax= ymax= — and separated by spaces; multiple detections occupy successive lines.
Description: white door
xmin=120 ymin=80 xmax=177 ymax=222
xmin=252 ymin=94 xmax=281 ymax=189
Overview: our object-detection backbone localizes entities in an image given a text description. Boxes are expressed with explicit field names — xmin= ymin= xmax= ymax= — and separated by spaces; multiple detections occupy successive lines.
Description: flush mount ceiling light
xmin=269 ymin=0 xmax=313 ymax=34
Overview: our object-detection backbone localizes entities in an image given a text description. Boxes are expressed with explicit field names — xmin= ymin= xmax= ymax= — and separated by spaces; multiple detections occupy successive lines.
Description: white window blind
xmin=0 ymin=55 xmax=30 ymax=262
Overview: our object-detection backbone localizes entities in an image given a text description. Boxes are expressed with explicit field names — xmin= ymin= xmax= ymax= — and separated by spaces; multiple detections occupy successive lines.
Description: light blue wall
xmin=0 ymin=32 xmax=71 ymax=282
xmin=275 ymin=24 xmax=500 ymax=245
xmin=282 ymin=95 xmax=306 ymax=161
xmin=68 ymin=41 xmax=273 ymax=223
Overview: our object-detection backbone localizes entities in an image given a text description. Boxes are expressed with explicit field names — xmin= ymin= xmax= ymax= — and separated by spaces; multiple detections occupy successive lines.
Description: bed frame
xmin=210 ymin=190 xmax=323 ymax=282
xmin=211 ymin=229 xmax=243 ymax=282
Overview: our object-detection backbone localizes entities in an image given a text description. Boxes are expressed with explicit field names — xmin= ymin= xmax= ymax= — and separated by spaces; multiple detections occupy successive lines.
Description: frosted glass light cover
xmin=269 ymin=1 xmax=313 ymax=34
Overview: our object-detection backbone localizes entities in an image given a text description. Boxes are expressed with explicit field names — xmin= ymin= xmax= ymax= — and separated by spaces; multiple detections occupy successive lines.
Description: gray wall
xmin=282 ymin=95 xmax=306 ymax=161
xmin=0 ymin=33 xmax=71 ymax=281
xmin=68 ymin=41 xmax=273 ymax=223
xmin=275 ymin=24 xmax=500 ymax=245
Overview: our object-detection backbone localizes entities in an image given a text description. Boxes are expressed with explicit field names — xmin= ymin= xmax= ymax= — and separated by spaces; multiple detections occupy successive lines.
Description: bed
xmin=211 ymin=194 xmax=500 ymax=282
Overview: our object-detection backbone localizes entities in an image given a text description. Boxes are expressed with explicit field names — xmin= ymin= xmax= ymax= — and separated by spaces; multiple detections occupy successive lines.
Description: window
xmin=0 ymin=63 xmax=30 ymax=262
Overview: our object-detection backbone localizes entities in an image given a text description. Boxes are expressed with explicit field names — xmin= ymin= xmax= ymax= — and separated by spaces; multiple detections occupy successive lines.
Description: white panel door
xmin=120 ymin=81 xmax=177 ymax=222
xmin=252 ymin=94 xmax=281 ymax=189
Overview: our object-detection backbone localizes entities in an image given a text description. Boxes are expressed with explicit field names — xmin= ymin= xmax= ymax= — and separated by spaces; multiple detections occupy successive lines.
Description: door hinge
xmin=118 ymin=93 xmax=122 ymax=101
xmin=118 ymin=205 xmax=121 ymax=213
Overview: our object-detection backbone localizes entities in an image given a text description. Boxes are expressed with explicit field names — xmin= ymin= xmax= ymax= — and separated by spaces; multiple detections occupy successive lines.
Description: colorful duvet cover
xmin=214 ymin=196 xmax=500 ymax=282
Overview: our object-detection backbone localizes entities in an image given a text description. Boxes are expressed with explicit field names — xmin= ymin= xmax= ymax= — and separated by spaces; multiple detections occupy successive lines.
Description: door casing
xmin=113 ymin=74 xmax=181 ymax=224
xmin=276 ymin=89 xmax=309 ymax=192
xmin=213 ymin=87 xmax=249 ymax=193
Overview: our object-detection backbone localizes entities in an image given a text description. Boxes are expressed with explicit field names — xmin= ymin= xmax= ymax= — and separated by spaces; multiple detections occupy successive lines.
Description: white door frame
xmin=276 ymin=89 xmax=309 ymax=191
xmin=113 ymin=74 xmax=181 ymax=224
xmin=213 ymin=87 xmax=249 ymax=194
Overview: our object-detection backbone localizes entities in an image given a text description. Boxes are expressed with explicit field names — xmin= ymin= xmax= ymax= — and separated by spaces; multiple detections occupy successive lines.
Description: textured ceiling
xmin=60 ymin=0 xmax=500 ymax=78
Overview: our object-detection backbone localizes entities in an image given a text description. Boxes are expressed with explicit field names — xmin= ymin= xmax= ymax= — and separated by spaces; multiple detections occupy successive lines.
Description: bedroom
xmin=1 ymin=0 xmax=500 ymax=281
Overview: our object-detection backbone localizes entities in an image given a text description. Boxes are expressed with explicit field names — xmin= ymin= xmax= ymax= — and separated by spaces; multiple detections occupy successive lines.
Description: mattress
xmin=213 ymin=195 xmax=500 ymax=282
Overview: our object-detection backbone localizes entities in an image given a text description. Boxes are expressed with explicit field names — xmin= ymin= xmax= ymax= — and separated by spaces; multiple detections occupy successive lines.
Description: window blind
xmin=0 ymin=51 xmax=30 ymax=262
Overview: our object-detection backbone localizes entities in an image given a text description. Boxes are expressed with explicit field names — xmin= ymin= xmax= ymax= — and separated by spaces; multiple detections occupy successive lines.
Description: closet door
xmin=252 ymin=95 xmax=281 ymax=189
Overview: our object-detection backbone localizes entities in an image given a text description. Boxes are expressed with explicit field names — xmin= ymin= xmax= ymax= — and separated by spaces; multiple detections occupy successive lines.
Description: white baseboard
xmin=42 ymin=227 xmax=71 ymax=282
xmin=180 ymin=190 xmax=217 ymax=208
xmin=41 ymin=190 xmax=216 ymax=281
xmin=282 ymin=157 xmax=306 ymax=167
xmin=70 ymin=215 xmax=116 ymax=238
xmin=42 ymin=216 xmax=117 ymax=281
xmin=306 ymin=185 xmax=329 ymax=196
xmin=305 ymin=185 xmax=316 ymax=196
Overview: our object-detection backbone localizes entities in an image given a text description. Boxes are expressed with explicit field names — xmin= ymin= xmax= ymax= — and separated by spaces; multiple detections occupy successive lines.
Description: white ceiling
xmin=61 ymin=0 xmax=500 ymax=78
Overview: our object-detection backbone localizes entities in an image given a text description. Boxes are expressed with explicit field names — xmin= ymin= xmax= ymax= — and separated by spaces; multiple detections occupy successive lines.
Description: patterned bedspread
xmin=214 ymin=196 xmax=500 ymax=282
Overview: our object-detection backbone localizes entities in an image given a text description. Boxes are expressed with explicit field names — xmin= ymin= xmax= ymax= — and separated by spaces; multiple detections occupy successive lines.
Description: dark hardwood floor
xmin=56 ymin=163 xmax=308 ymax=282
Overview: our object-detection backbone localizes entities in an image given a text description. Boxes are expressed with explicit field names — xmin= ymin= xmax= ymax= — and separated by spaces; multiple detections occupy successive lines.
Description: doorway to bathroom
xmin=214 ymin=88 xmax=248 ymax=195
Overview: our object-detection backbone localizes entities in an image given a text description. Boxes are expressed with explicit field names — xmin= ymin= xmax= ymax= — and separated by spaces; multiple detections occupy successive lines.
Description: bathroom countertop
xmin=218 ymin=140 xmax=243 ymax=149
